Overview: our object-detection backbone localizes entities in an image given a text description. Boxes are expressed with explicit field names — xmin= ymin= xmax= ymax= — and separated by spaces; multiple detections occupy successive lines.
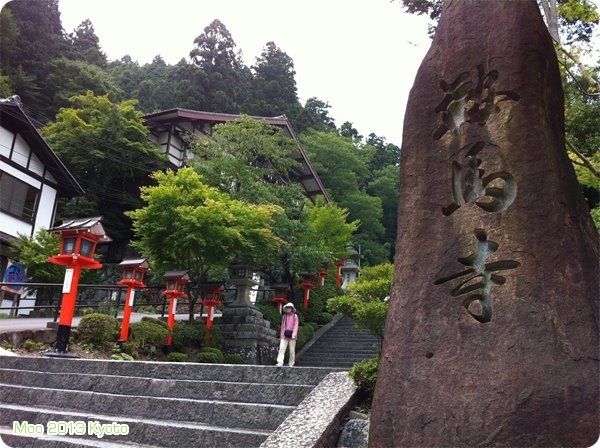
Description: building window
xmin=0 ymin=171 xmax=39 ymax=222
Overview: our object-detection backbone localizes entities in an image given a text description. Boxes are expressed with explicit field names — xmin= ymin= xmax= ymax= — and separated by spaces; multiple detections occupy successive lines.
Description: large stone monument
xmin=370 ymin=1 xmax=599 ymax=447
xmin=215 ymin=264 xmax=278 ymax=364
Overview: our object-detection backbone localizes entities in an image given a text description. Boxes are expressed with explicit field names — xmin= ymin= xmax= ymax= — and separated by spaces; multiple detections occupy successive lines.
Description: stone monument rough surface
xmin=369 ymin=1 xmax=599 ymax=446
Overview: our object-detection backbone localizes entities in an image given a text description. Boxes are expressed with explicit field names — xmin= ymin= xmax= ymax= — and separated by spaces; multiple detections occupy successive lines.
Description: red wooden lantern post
xmin=299 ymin=273 xmax=317 ymax=309
xmin=199 ymin=282 xmax=224 ymax=346
xmin=335 ymin=260 xmax=345 ymax=288
xmin=318 ymin=261 xmax=330 ymax=286
xmin=162 ymin=270 xmax=189 ymax=353
xmin=271 ymin=283 xmax=290 ymax=313
xmin=117 ymin=258 xmax=149 ymax=344
xmin=47 ymin=217 xmax=111 ymax=356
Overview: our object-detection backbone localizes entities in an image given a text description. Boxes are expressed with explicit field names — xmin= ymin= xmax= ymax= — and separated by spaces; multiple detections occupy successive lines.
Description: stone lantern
xmin=117 ymin=258 xmax=149 ymax=344
xmin=228 ymin=262 xmax=258 ymax=307
xmin=213 ymin=262 xmax=278 ymax=364
xmin=341 ymin=249 xmax=362 ymax=290
xmin=46 ymin=216 xmax=111 ymax=356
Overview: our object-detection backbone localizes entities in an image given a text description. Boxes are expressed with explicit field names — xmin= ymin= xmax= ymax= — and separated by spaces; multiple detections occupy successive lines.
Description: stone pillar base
xmin=216 ymin=306 xmax=278 ymax=365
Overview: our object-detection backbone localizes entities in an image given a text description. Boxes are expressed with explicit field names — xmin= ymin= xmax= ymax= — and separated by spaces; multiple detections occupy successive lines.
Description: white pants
xmin=277 ymin=338 xmax=296 ymax=366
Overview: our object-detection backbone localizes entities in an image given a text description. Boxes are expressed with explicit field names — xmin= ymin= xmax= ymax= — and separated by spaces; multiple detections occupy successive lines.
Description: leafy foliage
xmin=129 ymin=319 xmax=169 ymax=355
xmin=41 ymin=93 xmax=166 ymax=249
xmin=197 ymin=347 xmax=225 ymax=363
xmin=76 ymin=313 xmax=119 ymax=348
xmin=127 ymin=167 xmax=284 ymax=277
xmin=349 ymin=357 xmax=380 ymax=403
xmin=328 ymin=263 xmax=393 ymax=352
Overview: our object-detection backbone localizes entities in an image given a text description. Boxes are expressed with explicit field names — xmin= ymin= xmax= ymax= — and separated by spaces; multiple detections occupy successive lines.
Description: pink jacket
xmin=280 ymin=312 xmax=299 ymax=339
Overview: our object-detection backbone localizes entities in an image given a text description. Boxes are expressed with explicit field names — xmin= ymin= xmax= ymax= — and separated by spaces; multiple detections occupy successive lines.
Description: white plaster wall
xmin=28 ymin=152 xmax=44 ymax=177
xmin=0 ymin=127 xmax=13 ymax=157
xmin=0 ymin=213 xmax=32 ymax=238
xmin=11 ymin=134 xmax=30 ymax=167
xmin=33 ymin=184 xmax=57 ymax=233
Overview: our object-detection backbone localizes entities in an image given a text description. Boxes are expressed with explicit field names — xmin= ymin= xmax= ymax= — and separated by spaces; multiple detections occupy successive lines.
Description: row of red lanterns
xmin=45 ymin=216 xmax=227 ymax=356
xmin=276 ymin=260 xmax=345 ymax=312
xmin=45 ymin=215 xmax=349 ymax=355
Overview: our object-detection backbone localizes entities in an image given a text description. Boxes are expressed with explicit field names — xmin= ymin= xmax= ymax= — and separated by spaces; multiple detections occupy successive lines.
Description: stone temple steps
xmin=297 ymin=316 xmax=379 ymax=369
xmin=0 ymin=356 xmax=341 ymax=447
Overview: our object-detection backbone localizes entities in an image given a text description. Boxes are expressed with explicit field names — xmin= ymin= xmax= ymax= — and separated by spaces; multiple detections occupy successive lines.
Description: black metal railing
xmin=0 ymin=282 xmax=279 ymax=319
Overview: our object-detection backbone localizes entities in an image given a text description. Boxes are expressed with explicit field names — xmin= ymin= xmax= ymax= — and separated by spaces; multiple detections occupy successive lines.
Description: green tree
xmin=287 ymin=197 xmax=359 ymax=274
xmin=45 ymin=58 xmax=123 ymax=110
xmin=67 ymin=19 xmax=107 ymax=67
xmin=126 ymin=168 xmax=284 ymax=320
xmin=187 ymin=116 xmax=358 ymax=282
xmin=41 ymin=92 xmax=166 ymax=251
xmin=328 ymin=263 xmax=393 ymax=353
xmin=250 ymin=41 xmax=302 ymax=118
xmin=293 ymin=97 xmax=337 ymax=134
xmin=189 ymin=19 xmax=251 ymax=113
xmin=188 ymin=115 xmax=303 ymax=206
xmin=1 ymin=0 xmax=71 ymax=118
xmin=300 ymin=130 xmax=389 ymax=264
xmin=367 ymin=164 xmax=400 ymax=253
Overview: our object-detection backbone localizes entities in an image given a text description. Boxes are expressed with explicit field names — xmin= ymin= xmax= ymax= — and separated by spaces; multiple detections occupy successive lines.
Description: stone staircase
xmin=297 ymin=316 xmax=379 ymax=369
xmin=0 ymin=355 xmax=344 ymax=447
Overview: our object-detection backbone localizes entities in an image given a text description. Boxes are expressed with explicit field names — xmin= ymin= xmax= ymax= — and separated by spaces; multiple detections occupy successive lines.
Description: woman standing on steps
xmin=277 ymin=302 xmax=299 ymax=367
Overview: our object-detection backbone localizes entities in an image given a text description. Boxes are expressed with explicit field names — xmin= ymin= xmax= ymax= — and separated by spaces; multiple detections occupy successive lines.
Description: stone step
xmin=0 ymin=383 xmax=293 ymax=431
xmin=306 ymin=343 xmax=377 ymax=350
xmin=0 ymin=403 xmax=270 ymax=447
xmin=0 ymin=368 xmax=312 ymax=406
xmin=302 ymin=350 xmax=377 ymax=359
xmin=299 ymin=355 xmax=376 ymax=364
xmin=0 ymin=355 xmax=336 ymax=386
xmin=296 ymin=360 xmax=364 ymax=368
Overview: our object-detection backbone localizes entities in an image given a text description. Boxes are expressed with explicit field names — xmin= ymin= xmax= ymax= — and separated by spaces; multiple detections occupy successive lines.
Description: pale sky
xmin=56 ymin=0 xmax=432 ymax=146
xmin=50 ymin=0 xmax=600 ymax=146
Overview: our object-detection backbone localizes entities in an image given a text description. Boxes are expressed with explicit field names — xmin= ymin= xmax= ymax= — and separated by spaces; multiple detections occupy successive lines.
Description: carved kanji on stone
xmin=434 ymin=229 xmax=520 ymax=323
xmin=442 ymin=141 xmax=517 ymax=216
xmin=433 ymin=65 xmax=520 ymax=140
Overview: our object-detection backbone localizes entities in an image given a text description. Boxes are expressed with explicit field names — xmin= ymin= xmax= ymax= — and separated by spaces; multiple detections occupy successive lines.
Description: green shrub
xmin=23 ymin=339 xmax=44 ymax=351
xmin=304 ymin=321 xmax=319 ymax=332
xmin=172 ymin=322 xmax=202 ymax=351
xmin=111 ymin=352 xmax=135 ymax=361
xmin=198 ymin=347 xmax=224 ymax=363
xmin=349 ymin=357 xmax=380 ymax=403
xmin=140 ymin=316 xmax=168 ymax=328
xmin=224 ymin=353 xmax=245 ymax=364
xmin=120 ymin=341 xmax=139 ymax=359
xmin=130 ymin=319 xmax=169 ymax=354
xmin=76 ymin=313 xmax=119 ymax=348
xmin=168 ymin=352 xmax=188 ymax=362
xmin=296 ymin=324 xmax=315 ymax=350
xmin=255 ymin=302 xmax=282 ymax=328
xmin=0 ymin=340 xmax=15 ymax=350
xmin=316 ymin=312 xmax=333 ymax=325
